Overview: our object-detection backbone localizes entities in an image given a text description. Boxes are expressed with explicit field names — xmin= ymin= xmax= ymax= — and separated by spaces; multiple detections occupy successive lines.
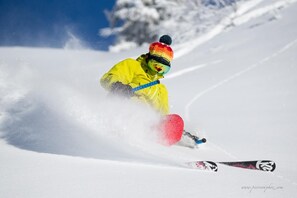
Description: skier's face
xmin=148 ymin=59 xmax=170 ymax=75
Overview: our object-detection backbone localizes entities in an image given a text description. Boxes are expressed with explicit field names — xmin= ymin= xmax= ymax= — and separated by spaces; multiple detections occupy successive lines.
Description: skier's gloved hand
xmin=110 ymin=82 xmax=134 ymax=98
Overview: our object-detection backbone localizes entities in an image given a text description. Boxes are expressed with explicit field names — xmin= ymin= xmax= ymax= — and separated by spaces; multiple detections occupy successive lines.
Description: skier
xmin=100 ymin=35 xmax=200 ymax=148
xmin=100 ymin=35 xmax=173 ymax=115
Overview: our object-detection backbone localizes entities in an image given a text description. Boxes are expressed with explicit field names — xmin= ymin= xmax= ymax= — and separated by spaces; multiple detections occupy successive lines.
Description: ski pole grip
xmin=132 ymin=80 xmax=160 ymax=92
xmin=195 ymin=138 xmax=207 ymax=144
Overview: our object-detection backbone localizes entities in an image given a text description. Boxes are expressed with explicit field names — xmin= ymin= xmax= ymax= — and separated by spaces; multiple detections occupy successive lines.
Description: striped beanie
xmin=149 ymin=35 xmax=174 ymax=66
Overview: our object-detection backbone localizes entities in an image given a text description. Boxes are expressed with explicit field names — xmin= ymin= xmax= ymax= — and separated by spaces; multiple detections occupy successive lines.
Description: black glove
xmin=110 ymin=82 xmax=134 ymax=97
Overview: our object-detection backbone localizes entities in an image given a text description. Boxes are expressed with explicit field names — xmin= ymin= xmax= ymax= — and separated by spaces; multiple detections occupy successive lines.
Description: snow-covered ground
xmin=1 ymin=1 xmax=297 ymax=197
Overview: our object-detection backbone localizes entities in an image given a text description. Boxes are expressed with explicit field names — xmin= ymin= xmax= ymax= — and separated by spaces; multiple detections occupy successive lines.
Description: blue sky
xmin=0 ymin=0 xmax=115 ymax=50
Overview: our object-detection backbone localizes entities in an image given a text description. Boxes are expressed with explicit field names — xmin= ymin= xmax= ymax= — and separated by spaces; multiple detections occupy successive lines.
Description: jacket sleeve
xmin=100 ymin=59 xmax=137 ymax=90
xmin=156 ymin=84 xmax=170 ymax=115
xmin=134 ymin=83 xmax=170 ymax=115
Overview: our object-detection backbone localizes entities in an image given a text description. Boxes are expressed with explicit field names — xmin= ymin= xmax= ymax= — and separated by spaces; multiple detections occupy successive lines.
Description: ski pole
xmin=183 ymin=130 xmax=207 ymax=144
xmin=132 ymin=80 xmax=160 ymax=92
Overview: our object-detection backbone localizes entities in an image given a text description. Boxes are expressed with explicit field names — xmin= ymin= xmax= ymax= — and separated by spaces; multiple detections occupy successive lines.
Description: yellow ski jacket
xmin=100 ymin=54 xmax=169 ymax=115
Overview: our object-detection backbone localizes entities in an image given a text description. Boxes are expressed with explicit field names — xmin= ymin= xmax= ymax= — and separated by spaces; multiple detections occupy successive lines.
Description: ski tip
xmin=256 ymin=160 xmax=276 ymax=172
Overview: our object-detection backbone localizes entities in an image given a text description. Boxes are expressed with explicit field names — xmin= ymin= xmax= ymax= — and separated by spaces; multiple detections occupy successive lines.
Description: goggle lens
xmin=148 ymin=60 xmax=170 ymax=75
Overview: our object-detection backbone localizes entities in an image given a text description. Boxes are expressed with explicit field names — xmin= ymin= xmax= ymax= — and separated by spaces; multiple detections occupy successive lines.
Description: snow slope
xmin=1 ymin=1 xmax=297 ymax=198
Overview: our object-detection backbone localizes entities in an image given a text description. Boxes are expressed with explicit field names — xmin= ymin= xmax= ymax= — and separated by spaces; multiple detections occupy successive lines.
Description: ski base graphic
xmin=185 ymin=161 xmax=218 ymax=172
xmin=185 ymin=160 xmax=276 ymax=172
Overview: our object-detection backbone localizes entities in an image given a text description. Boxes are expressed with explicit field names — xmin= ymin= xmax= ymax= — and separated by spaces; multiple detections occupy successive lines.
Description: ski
xmin=185 ymin=160 xmax=276 ymax=172
xmin=218 ymin=160 xmax=276 ymax=172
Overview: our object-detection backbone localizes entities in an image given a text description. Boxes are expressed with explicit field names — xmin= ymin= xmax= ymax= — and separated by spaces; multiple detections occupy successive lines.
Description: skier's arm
xmin=157 ymin=84 xmax=170 ymax=115
xmin=100 ymin=58 xmax=136 ymax=90
xmin=135 ymin=83 xmax=169 ymax=115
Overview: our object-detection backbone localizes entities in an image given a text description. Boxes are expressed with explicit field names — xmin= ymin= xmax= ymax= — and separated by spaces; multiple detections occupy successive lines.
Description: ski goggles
xmin=148 ymin=59 xmax=171 ymax=75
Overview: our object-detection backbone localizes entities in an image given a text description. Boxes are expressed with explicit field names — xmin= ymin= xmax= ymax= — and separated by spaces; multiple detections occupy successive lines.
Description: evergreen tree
xmin=101 ymin=0 xmax=240 ymax=50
